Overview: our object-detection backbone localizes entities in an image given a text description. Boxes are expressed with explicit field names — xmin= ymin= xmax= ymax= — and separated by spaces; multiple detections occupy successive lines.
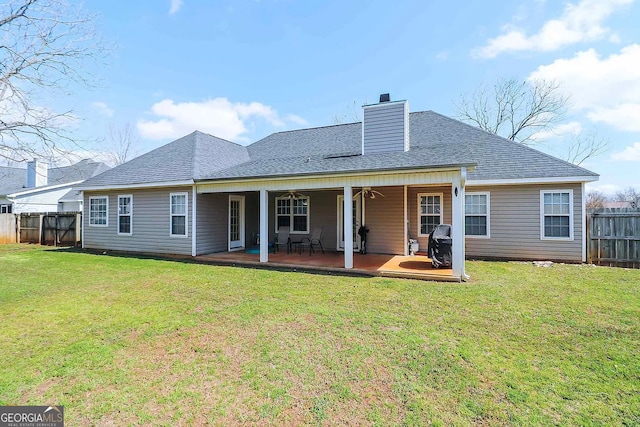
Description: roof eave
xmin=7 ymin=180 xmax=84 ymax=198
xmin=77 ymin=179 xmax=195 ymax=192
xmin=467 ymin=175 xmax=599 ymax=186
xmin=196 ymin=163 xmax=478 ymax=185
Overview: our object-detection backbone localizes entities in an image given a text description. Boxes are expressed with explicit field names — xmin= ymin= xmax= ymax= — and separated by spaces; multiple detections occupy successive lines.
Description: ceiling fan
xmin=354 ymin=187 xmax=385 ymax=199
xmin=279 ymin=190 xmax=308 ymax=199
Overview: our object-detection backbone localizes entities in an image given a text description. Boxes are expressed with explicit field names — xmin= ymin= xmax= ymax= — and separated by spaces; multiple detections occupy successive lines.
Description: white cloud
xmin=91 ymin=101 xmax=114 ymax=118
xmin=474 ymin=0 xmax=632 ymax=58
xmin=531 ymin=121 xmax=583 ymax=141
xmin=435 ymin=51 xmax=450 ymax=61
xmin=169 ymin=0 xmax=183 ymax=15
xmin=529 ymin=44 xmax=640 ymax=132
xmin=284 ymin=114 xmax=308 ymax=126
xmin=588 ymin=104 xmax=640 ymax=132
xmin=611 ymin=142 xmax=640 ymax=161
xmin=137 ymin=98 xmax=304 ymax=142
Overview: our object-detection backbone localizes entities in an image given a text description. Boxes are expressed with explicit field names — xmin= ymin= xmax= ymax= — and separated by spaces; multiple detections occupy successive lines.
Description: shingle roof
xmin=81 ymin=131 xmax=250 ymax=187
xmin=0 ymin=159 xmax=110 ymax=196
xmin=79 ymin=110 xmax=598 ymax=188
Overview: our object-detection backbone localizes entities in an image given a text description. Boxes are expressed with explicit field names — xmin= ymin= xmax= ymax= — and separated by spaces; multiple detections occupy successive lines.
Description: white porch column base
xmin=451 ymin=168 xmax=467 ymax=280
xmin=343 ymin=185 xmax=353 ymax=268
xmin=259 ymin=189 xmax=268 ymax=263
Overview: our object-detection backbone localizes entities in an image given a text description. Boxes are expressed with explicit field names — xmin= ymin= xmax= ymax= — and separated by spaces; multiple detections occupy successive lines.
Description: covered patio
xmin=196 ymin=250 xmax=459 ymax=281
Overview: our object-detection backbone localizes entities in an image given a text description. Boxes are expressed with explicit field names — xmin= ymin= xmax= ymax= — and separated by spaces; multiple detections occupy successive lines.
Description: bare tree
xmin=106 ymin=123 xmax=139 ymax=165
xmin=457 ymin=77 xmax=610 ymax=164
xmin=565 ymin=131 xmax=610 ymax=166
xmin=614 ymin=187 xmax=640 ymax=208
xmin=457 ymin=77 xmax=569 ymax=145
xmin=586 ymin=191 xmax=608 ymax=210
xmin=0 ymin=0 xmax=106 ymax=162
xmin=331 ymin=100 xmax=363 ymax=125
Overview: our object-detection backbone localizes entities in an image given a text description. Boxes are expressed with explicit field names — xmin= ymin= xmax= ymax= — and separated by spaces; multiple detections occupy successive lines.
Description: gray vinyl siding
xmin=196 ymin=193 xmax=227 ymax=254
xmin=83 ymin=186 xmax=192 ymax=255
xmin=364 ymin=186 xmax=405 ymax=254
xmin=363 ymin=102 xmax=407 ymax=154
xmin=465 ymin=183 xmax=583 ymax=262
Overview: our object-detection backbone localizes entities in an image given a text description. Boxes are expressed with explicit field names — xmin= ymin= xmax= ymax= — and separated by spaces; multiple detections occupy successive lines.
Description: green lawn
xmin=0 ymin=245 xmax=638 ymax=426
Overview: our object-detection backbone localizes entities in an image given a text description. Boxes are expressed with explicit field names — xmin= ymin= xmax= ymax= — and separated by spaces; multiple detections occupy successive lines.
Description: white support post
xmin=403 ymin=185 xmax=408 ymax=256
xmin=80 ymin=191 xmax=84 ymax=249
xmin=259 ymin=189 xmax=268 ymax=263
xmin=191 ymin=185 xmax=197 ymax=256
xmin=343 ymin=185 xmax=353 ymax=268
xmin=451 ymin=168 xmax=467 ymax=280
xmin=581 ymin=182 xmax=587 ymax=263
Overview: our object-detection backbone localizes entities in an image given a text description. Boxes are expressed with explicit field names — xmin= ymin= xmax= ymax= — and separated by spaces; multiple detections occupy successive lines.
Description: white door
xmin=228 ymin=195 xmax=245 ymax=251
xmin=337 ymin=195 xmax=361 ymax=251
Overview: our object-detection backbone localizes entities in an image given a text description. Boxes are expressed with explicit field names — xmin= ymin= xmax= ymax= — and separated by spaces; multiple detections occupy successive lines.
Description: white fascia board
xmin=196 ymin=167 xmax=472 ymax=194
xmin=78 ymin=179 xmax=195 ymax=192
xmin=467 ymin=176 xmax=599 ymax=186
xmin=7 ymin=180 xmax=83 ymax=198
xmin=198 ymin=165 xmax=475 ymax=186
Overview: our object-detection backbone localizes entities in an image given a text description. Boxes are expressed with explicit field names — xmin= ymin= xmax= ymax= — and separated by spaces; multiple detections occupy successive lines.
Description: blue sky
xmin=68 ymin=0 xmax=639 ymax=194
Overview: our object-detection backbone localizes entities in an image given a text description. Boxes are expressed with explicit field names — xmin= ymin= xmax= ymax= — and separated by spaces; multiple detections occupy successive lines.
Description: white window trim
xmin=274 ymin=196 xmax=310 ymax=234
xmin=540 ymin=189 xmax=574 ymax=241
xmin=465 ymin=191 xmax=490 ymax=239
xmin=117 ymin=194 xmax=133 ymax=236
xmin=170 ymin=192 xmax=189 ymax=238
xmin=89 ymin=196 xmax=109 ymax=227
xmin=417 ymin=192 xmax=443 ymax=237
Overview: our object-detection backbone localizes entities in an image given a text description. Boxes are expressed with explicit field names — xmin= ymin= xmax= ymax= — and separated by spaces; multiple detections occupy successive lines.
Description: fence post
xmin=76 ymin=212 xmax=81 ymax=246
xmin=15 ymin=214 xmax=19 ymax=243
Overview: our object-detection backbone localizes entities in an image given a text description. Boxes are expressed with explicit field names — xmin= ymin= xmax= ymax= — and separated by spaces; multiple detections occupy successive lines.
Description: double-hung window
xmin=465 ymin=192 xmax=490 ymax=237
xmin=418 ymin=193 xmax=442 ymax=236
xmin=0 ymin=204 xmax=11 ymax=214
xmin=118 ymin=195 xmax=132 ymax=235
xmin=89 ymin=196 xmax=108 ymax=226
xmin=170 ymin=192 xmax=188 ymax=237
xmin=275 ymin=196 xmax=309 ymax=233
xmin=541 ymin=190 xmax=573 ymax=240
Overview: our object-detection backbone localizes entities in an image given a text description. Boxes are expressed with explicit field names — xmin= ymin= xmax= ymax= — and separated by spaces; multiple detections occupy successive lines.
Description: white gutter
xmin=77 ymin=179 xmax=195 ymax=192
xmin=468 ymin=176 xmax=599 ymax=186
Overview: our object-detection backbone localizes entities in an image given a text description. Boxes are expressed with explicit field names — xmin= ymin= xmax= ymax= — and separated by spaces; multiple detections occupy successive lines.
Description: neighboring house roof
xmin=603 ymin=201 xmax=633 ymax=208
xmin=0 ymin=159 xmax=110 ymax=197
xmin=80 ymin=110 xmax=599 ymax=189
xmin=58 ymin=189 xmax=82 ymax=203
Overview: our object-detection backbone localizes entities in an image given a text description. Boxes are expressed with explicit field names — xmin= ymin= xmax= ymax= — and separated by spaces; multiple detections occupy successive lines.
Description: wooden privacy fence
xmin=16 ymin=212 xmax=82 ymax=246
xmin=0 ymin=214 xmax=17 ymax=244
xmin=587 ymin=208 xmax=640 ymax=268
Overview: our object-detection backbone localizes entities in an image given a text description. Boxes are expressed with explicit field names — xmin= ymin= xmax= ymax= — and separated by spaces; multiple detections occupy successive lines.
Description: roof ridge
xmin=426 ymin=110 xmax=599 ymax=176
xmin=250 ymin=110 xmax=446 ymax=141
xmin=192 ymin=130 xmax=247 ymax=148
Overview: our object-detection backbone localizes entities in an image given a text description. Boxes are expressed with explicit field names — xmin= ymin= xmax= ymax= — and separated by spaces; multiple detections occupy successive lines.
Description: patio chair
xmin=298 ymin=227 xmax=324 ymax=255
xmin=274 ymin=226 xmax=292 ymax=253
